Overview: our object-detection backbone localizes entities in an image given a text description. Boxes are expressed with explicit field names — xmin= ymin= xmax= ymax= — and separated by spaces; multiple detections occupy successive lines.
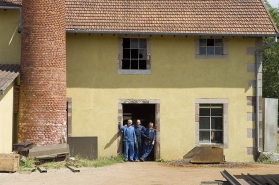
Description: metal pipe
xmin=66 ymin=29 xmax=278 ymax=37
xmin=255 ymin=35 xmax=278 ymax=153
xmin=0 ymin=6 xmax=22 ymax=33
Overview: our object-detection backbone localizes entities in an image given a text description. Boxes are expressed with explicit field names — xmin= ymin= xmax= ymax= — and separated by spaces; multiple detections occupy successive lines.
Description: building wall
xmin=0 ymin=82 xmax=14 ymax=153
xmin=66 ymin=34 xmax=258 ymax=162
xmin=0 ymin=9 xmax=21 ymax=64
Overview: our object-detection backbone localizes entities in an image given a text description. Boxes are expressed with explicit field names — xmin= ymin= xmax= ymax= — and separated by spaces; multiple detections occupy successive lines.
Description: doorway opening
xmin=122 ymin=104 xmax=156 ymax=161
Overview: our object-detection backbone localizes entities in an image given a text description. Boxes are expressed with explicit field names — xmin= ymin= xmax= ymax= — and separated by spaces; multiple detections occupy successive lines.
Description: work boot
xmin=124 ymin=159 xmax=128 ymax=162
xmin=140 ymin=158 xmax=144 ymax=162
xmin=135 ymin=159 xmax=140 ymax=162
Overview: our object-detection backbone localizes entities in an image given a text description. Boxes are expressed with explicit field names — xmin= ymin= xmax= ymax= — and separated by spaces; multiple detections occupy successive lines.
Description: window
xmin=199 ymin=104 xmax=223 ymax=144
xmin=122 ymin=38 xmax=147 ymax=70
xmin=199 ymin=39 xmax=223 ymax=55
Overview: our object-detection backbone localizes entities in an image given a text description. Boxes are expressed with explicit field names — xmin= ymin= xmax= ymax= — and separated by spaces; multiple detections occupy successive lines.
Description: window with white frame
xmin=122 ymin=38 xmax=147 ymax=70
xmin=199 ymin=39 xmax=223 ymax=55
xmin=199 ymin=104 xmax=223 ymax=144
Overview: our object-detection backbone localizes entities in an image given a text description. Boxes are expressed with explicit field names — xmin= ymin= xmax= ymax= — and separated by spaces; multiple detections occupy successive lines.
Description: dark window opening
xmin=122 ymin=38 xmax=147 ymax=70
xmin=199 ymin=39 xmax=223 ymax=55
xmin=122 ymin=104 xmax=156 ymax=161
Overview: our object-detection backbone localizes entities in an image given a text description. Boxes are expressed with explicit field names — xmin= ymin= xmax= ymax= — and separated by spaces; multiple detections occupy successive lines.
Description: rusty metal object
xmin=184 ymin=147 xmax=224 ymax=163
xmin=13 ymin=142 xmax=33 ymax=152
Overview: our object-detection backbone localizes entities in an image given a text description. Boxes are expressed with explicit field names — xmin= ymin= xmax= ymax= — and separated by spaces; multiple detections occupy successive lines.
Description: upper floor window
xmin=122 ymin=38 xmax=147 ymax=70
xmin=199 ymin=39 xmax=223 ymax=55
xmin=118 ymin=36 xmax=151 ymax=74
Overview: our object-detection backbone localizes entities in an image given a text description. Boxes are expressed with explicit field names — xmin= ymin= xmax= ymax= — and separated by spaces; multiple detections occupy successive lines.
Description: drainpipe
xmin=255 ymin=34 xmax=278 ymax=153
xmin=0 ymin=6 xmax=22 ymax=33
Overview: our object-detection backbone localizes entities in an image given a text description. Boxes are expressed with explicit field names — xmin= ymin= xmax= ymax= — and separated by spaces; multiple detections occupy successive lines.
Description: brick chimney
xmin=18 ymin=0 xmax=67 ymax=146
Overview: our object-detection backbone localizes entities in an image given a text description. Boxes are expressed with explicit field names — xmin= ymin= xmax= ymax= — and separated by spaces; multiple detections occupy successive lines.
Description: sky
xmin=267 ymin=0 xmax=279 ymax=7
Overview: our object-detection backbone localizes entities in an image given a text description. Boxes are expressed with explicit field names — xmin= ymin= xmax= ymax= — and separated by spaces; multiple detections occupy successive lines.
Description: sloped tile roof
xmin=0 ymin=64 xmax=20 ymax=92
xmin=0 ymin=0 xmax=21 ymax=6
xmin=0 ymin=0 xmax=278 ymax=35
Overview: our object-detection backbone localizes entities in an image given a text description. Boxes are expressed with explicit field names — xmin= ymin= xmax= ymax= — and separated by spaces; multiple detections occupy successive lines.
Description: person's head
xmin=149 ymin=122 xmax=154 ymax=128
xmin=136 ymin=119 xmax=141 ymax=127
xmin=127 ymin=119 xmax=132 ymax=127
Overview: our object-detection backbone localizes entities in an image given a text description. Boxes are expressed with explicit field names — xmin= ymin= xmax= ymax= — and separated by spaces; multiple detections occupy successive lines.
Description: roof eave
xmin=66 ymin=30 xmax=278 ymax=37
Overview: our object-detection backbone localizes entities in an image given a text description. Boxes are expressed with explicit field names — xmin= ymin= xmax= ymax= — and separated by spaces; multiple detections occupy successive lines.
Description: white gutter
xmin=255 ymin=34 xmax=278 ymax=152
xmin=0 ymin=6 xmax=22 ymax=33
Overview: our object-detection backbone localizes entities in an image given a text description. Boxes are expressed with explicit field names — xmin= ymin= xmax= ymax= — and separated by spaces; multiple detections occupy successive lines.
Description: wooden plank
xmin=67 ymin=166 xmax=80 ymax=173
xmin=262 ymin=176 xmax=277 ymax=185
xmin=29 ymin=144 xmax=69 ymax=158
xmin=37 ymin=167 xmax=47 ymax=173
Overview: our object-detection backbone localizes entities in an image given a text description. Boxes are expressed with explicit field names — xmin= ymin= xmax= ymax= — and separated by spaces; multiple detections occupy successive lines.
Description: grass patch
xmin=66 ymin=155 xmax=124 ymax=168
xmin=19 ymin=157 xmax=35 ymax=170
xmin=43 ymin=161 xmax=63 ymax=170
xmin=155 ymin=158 xmax=165 ymax=162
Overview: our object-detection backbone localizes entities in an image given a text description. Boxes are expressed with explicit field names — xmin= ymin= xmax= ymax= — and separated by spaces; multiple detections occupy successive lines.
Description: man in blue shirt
xmin=132 ymin=119 xmax=145 ymax=162
xmin=140 ymin=122 xmax=156 ymax=162
xmin=118 ymin=119 xmax=137 ymax=162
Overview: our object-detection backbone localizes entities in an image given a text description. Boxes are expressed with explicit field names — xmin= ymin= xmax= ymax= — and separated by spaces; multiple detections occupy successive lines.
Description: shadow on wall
xmin=66 ymin=34 xmax=254 ymax=92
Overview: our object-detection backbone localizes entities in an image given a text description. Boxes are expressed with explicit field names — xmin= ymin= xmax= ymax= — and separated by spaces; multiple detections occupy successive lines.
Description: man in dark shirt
xmin=140 ymin=122 xmax=156 ymax=162
xmin=132 ymin=119 xmax=145 ymax=162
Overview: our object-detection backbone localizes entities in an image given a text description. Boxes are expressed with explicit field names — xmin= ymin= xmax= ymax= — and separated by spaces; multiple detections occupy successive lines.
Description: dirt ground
xmin=1 ymin=162 xmax=279 ymax=185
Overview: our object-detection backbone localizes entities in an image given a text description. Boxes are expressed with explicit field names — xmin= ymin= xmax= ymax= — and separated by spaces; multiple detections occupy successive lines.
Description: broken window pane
xmin=131 ymin=49 xmax=138 ymax=59
xmin=199 ymin=117 xmax=210 ymax=129
xmin=131 ymin=38 xmax=138 ymax=48
xmin=215 ymin=39 xmax=222 ymax=46
xmin=131 ymin=60 xmax=138 ymax=69
xmin=211 ymin=131 xmax=223 ymax=143
xmin=199 ymin=131 xmax=210 ymax=142
xmin=139 ymin=49 xmax=147 ymax=59
xmin=199 ymin=39 xmax=206 ymax=46
xmin=207 ymin=39 xmax=214 ymax=46
xmin=200 ymin=104 xmax=210 ymax=116
xmin=123 ymin=49 xmax=130 ymax=59
xmin=215 ymin=47 xmax=222 ymax=55
xmin=211 ymin=117 xmax=223 ymax=130
xmin=123 ymin=38 xmax=130 ymax=48
xmin=140 ymin=39 xmax=146 ymax=48
xmin=207 ymin=47 xmax=214 ymax=55
xmin=199 ymin=47 xmax=206 ymax=55
xmin=122 ymin=60 xmax=130 ymax=69
xmin=139 ymin=60 xmax=146 ymax=69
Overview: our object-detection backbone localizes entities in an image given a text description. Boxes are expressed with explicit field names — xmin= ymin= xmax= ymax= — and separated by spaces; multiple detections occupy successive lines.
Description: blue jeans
xmin=124 ymin=141 xmax=134 ymax=161
xmin=141 ymin=142 xmax=153 ymax=160
xmin=134 ymin=139 xmax=142 ymax=160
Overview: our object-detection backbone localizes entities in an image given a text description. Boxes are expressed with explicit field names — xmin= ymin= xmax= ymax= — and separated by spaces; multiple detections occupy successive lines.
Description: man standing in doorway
xmin=140 ymin=122 xmax=156 ymax=162
xmin=133 ymin=119 xmax=145 ymax=162
xmin=118 ymin=119 xmax=137 ymax=162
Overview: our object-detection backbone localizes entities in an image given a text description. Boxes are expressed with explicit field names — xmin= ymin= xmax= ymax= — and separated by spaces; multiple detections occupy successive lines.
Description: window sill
xmin=195 ymin=54 xmax=228 ymax=60
xmin=196 ymin=143 xmax=227 ymax=149
xmin=118 ymin=69 xmax=151 ymax=75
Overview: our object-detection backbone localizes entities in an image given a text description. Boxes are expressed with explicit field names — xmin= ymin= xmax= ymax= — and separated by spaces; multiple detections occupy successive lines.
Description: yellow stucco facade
xmin=0 ymin=82 xmax=14 ymax=153
xmin=66 ymin=34 xmax=256 ymax=162
xmin=0 ymin=9 xmax=258 ymax=161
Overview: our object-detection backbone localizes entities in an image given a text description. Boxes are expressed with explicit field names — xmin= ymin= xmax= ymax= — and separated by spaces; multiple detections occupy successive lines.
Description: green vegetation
xmin=155 ymin=158 xmax=165 ymax=162
xmin=19 ymin=157 xmax=35 ymax=170
xmin=263 ymin=1 xmax=279 ymax=124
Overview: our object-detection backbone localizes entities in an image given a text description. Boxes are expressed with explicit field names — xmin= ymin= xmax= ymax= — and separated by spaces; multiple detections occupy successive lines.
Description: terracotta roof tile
xmin=0 ymin=0 xmax=278 ymax=35
xmin=0 ymin=64 xmax=20 ymax=91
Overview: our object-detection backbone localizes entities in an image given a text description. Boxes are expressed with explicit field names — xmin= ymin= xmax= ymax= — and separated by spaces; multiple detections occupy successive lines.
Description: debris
xmin=29 ymin=144 xmax=69 ymax=160
xmin=221 ymin=170 xmax=241 ymax=185
xmin=183 ymin=147 xmax=224 ymax=163
xmin=37 ymin=166 xmax=47 ymax=173
xmin=67 ymin=166 xmax=80 ymax=173
xmin=13 ymin=142 xmax=33 ymax=152
xmin=0 ymin=153 xmax=19 ymax=173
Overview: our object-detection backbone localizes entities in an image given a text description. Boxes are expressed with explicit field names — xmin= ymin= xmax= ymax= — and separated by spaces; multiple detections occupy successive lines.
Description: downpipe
xmin=255 ymin=34 xmax=278 ymax=153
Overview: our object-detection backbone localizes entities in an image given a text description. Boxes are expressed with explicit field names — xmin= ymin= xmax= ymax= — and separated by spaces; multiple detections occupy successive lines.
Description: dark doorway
xmin=122 ymin=104 xmax=156 ymax=161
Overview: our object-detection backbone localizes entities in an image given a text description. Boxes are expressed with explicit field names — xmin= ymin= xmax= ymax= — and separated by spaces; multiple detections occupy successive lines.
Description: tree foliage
xmin=262 ymin=0 xmax=279 ymax=98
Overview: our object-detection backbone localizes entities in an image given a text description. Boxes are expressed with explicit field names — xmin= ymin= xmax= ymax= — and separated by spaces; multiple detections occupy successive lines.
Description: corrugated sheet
xmin=0 ymin=64 xmax=20 ymax=91
xmin=0 ymin=0 xmax=278 ymax=35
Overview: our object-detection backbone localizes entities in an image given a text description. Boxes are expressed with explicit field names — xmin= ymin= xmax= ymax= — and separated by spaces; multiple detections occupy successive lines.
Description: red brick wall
xmin=18 ymin=0 xmax=67 ymax=146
